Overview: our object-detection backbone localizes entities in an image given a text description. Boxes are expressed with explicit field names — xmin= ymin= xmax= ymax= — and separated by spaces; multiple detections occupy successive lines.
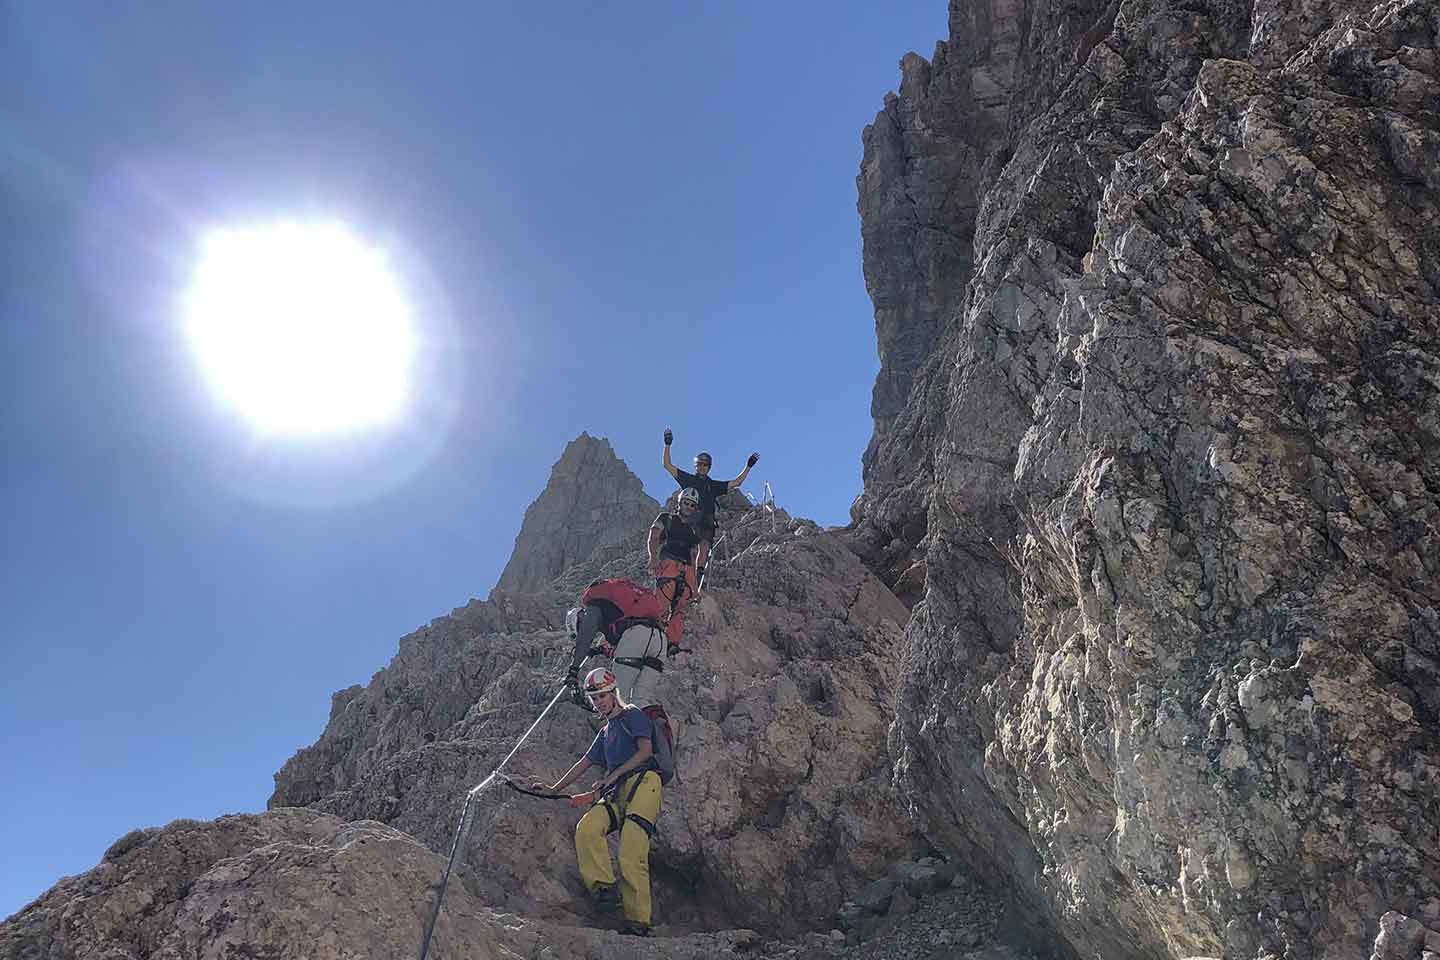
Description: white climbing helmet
xmin=582 ymin=667 xmax=618 ymax=697
xmin=678 ymin=488 xmax=701 ymax=511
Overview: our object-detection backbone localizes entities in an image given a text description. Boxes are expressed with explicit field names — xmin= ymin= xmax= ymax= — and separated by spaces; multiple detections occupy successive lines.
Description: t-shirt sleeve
xmin=585 ymin=731 xmax=605 ymax=765
xmin=652 ymin=512 xmax=670 ymax=531
xmin=674 ymin=468 xmax=698 ymax=488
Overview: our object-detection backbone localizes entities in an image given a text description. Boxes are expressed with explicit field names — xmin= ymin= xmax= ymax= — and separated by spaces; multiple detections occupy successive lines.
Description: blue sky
xmin=0 ymin=2 xmax=945 ymax=919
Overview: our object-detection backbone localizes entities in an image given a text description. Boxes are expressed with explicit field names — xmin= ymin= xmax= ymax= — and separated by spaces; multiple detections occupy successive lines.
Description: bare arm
xmin=597 ymin=738 xmax=653 ymax=790
xmin=726 ymin=452 xmax=759 ymax=491
xmin=546 ymin=756 xmax=594 ymax=793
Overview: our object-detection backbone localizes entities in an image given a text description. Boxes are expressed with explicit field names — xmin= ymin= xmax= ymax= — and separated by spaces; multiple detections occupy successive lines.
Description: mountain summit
xmin=492 ymin=432 xmax=659 ymax=595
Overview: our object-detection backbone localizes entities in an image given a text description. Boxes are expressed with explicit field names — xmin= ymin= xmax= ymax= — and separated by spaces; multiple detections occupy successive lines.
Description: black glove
xmin=664 ymin=428 xmax=673 ymax=446
xmin=747 ymin=452 xmax=759 ymax=468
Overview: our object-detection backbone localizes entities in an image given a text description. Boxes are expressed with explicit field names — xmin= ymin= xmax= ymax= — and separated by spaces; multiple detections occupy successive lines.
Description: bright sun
xmin=184 ymin=221 xmax=415 ymax=435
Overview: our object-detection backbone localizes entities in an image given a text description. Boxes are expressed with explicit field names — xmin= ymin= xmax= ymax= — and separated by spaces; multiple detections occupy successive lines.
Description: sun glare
xmin=184 ymin=221 xmax=415 ymax=435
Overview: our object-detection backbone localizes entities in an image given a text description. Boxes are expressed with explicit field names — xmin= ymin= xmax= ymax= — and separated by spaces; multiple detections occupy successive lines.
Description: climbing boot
xmin=620 ymin=922 xmax=651 ymax=937
xmin=589 ymin=884 xmax=620 ymax=914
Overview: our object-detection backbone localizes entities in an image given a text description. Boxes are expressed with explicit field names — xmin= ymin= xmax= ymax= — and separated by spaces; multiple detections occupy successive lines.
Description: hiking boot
xmin=620 ymin=922 xmax=651 ymax=937
xmin=589 ymin=885 xmax=620 ymax=913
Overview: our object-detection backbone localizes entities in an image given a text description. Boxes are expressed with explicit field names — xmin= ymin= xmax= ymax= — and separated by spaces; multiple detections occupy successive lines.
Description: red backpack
xmin=581 ymin=578 xmax=666 ymax=639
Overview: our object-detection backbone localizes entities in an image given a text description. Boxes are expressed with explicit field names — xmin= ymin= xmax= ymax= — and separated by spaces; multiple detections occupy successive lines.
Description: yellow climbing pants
xmin=575 ymin=770 xmax=663 ymax=926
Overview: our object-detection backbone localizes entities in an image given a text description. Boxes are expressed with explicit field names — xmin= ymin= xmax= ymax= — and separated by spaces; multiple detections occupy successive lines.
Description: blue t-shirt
xmin=585 ymin=706 xmax=654 ymax=773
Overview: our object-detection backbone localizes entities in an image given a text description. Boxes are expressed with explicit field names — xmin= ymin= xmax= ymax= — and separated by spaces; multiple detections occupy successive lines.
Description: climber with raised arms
xmin=661 ymin=428 xmax=758 ymax=590
xmin=530 ymin=667 xmax=663 ymax=937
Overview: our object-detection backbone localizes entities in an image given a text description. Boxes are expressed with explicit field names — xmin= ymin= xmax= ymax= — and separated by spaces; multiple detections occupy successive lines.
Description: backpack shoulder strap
xmin=618 ymin=706 xmax=655 ymax=741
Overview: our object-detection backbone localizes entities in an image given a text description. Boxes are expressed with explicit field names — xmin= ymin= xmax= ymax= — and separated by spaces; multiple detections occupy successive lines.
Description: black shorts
xmin=694 ymin=515 xmax=717 ymax=542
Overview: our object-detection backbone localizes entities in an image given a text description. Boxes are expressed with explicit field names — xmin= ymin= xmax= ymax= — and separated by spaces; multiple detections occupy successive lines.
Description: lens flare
xmin=184 ymin=221 xmax=414 ymax=435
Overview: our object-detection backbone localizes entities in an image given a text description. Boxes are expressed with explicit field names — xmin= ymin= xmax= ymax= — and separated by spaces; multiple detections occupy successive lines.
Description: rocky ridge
xmin=9 ymin=446 xmax=1044 ymax=959
xmin=265 ymin=471 xmax=922 ymax=937
xmin=493 ymin=432 xmax=660 ymax=595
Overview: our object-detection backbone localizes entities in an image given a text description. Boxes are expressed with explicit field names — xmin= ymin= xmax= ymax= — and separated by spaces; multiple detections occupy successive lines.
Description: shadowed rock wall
xmin=855 ymin=0 xmax=1439 ymax=957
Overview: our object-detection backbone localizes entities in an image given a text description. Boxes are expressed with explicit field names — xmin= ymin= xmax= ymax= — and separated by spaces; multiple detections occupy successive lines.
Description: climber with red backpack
xmin=530 ymin=667 xmax=672 ymax=937
xmin=565 ymin=578 xmax=670 ymax=711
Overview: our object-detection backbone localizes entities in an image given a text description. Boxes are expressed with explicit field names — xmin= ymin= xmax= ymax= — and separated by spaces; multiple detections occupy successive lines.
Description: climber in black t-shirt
xmin=647 ymin=488 xmax=705 ymax=651
xmin=661 ymin=428 xmax=758 ymax=592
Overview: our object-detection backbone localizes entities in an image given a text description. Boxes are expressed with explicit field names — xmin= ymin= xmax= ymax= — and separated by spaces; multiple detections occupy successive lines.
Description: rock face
xmin=1 ymin=440 xmax=940 ymax=957
xmin=0 ymin=808 xmax=779 ymax=960
xmin=492 ymin=432 xmax=659 ymax=595
xmin=854 ymin=0 xmax=1440 ymax=958
xmin=268 ymin=501 xmax=918 ymax=937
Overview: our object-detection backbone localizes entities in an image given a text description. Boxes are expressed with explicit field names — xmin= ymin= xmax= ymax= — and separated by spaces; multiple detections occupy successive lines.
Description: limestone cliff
xmin=854 ymin=0 xmax=1440 ymax=958
xmin=266 ymin=496 xmax=918 ymax=937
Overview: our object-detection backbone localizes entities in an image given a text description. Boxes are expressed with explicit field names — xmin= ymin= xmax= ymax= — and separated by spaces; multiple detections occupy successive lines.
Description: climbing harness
xmin=653 ymin=567 xmax=692 ymax=659
xmin=656 ymin=571 xmax=689 ymax=609
xmin=609 ymin=622 xmax=667 ymax=706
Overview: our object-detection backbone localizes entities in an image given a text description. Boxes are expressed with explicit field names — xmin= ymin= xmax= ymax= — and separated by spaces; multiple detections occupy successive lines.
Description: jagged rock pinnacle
xmin=492 ymin=433 xmax=659 ymax=596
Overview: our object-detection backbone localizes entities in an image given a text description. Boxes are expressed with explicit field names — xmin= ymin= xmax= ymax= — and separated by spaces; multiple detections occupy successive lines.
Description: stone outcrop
xmin=0 ymin=805 xmax=1038 ymax=960
xmin=853 ymin=0 xmax=1440 ymax=958
xmin=1 ymin=449 xmax=976 ymax=957
xmin=267 ymin=503 xmax=919 ymax=937
xmin=492 ymin=433 xmax=659 ymax=595
xmin=0 ymin=808 xmax=779 ymax=960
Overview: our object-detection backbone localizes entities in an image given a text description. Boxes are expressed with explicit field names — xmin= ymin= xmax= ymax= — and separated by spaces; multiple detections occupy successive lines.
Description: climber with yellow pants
xmin=531 ymin=667 xmax=663 ymax=936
